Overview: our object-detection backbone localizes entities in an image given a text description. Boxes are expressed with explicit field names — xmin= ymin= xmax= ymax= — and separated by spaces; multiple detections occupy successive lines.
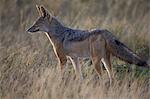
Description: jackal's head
xmin=27 ymin=5 xmax=52 ymax=33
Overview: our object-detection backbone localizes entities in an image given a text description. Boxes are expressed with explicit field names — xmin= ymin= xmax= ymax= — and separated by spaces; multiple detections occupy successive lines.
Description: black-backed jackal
xmin=27 ymin=5 xmax=149 ymax=84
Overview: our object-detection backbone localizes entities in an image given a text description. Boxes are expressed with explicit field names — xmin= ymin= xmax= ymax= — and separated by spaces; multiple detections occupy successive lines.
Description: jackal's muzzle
xmin=27 ymin=27 xmax=39 ymax=33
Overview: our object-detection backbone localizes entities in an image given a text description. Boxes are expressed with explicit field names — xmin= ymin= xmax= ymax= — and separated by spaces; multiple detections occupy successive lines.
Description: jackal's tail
xmin=99 ymin=29 xmax=150 ymax=68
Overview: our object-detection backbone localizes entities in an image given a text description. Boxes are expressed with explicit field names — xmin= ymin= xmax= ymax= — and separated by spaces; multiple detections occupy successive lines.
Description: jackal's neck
xmin=47 ymin=17 xmax=68 ymax=39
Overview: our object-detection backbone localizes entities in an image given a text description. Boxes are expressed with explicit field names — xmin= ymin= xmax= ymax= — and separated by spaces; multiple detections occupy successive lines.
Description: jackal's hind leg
xmin=101 ymin=56 xmax=113 ymax=86
xmin=92 ymin=57 xmax=103 ymax=79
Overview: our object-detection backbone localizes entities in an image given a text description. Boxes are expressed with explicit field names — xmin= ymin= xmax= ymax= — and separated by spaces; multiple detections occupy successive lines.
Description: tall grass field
xmin=0 ymin=0 xmax=150 ymax=99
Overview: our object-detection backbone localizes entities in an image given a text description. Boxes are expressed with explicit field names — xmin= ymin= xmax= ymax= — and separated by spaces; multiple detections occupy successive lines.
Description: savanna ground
xmin=0 ymin=0 xmax=150 ymax=99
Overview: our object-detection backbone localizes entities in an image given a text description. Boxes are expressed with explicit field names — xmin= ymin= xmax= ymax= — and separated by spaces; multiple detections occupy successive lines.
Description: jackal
xmin=27 ymin=5 xmax=149 ymax=84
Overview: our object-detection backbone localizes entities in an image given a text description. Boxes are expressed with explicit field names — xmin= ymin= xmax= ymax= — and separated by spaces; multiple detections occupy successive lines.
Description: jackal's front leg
xmin=54 ymin=47 xmax=67 ymax=79
xmin=57 ymin=55 xmax=67 ymax=79
xmin=69 ymin=57 xmax=83 ymax=80
xmin=58 ymin=56 xmax=67 ymax=70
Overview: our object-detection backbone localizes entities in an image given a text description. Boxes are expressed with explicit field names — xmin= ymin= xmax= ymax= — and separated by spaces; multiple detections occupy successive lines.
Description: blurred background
xmin=0 ymin=0 xmax=150 ymax=99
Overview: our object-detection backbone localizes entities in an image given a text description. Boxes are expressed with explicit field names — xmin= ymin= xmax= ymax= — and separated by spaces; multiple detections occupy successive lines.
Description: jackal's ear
xmin=40 ymin=6 xmax=50 ymax=18
xmin=36 ymin=5 xmax=42 ymax=16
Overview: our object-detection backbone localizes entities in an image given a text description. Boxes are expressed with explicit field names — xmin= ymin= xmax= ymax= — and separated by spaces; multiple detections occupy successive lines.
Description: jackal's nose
xmin=26 ymin=28 xmax=32 ymax=33
xmin=26 ymin=27 xmax=39 ymax=33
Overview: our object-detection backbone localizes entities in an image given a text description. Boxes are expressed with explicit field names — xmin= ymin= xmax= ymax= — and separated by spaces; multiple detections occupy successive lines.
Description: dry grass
xmin=0 ymin=0 xmax=150 ymax=99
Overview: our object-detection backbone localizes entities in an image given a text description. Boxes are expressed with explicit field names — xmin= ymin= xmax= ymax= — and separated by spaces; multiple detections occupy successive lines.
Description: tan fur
xmin=45 ymin=32 xmax=67 ymax=70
